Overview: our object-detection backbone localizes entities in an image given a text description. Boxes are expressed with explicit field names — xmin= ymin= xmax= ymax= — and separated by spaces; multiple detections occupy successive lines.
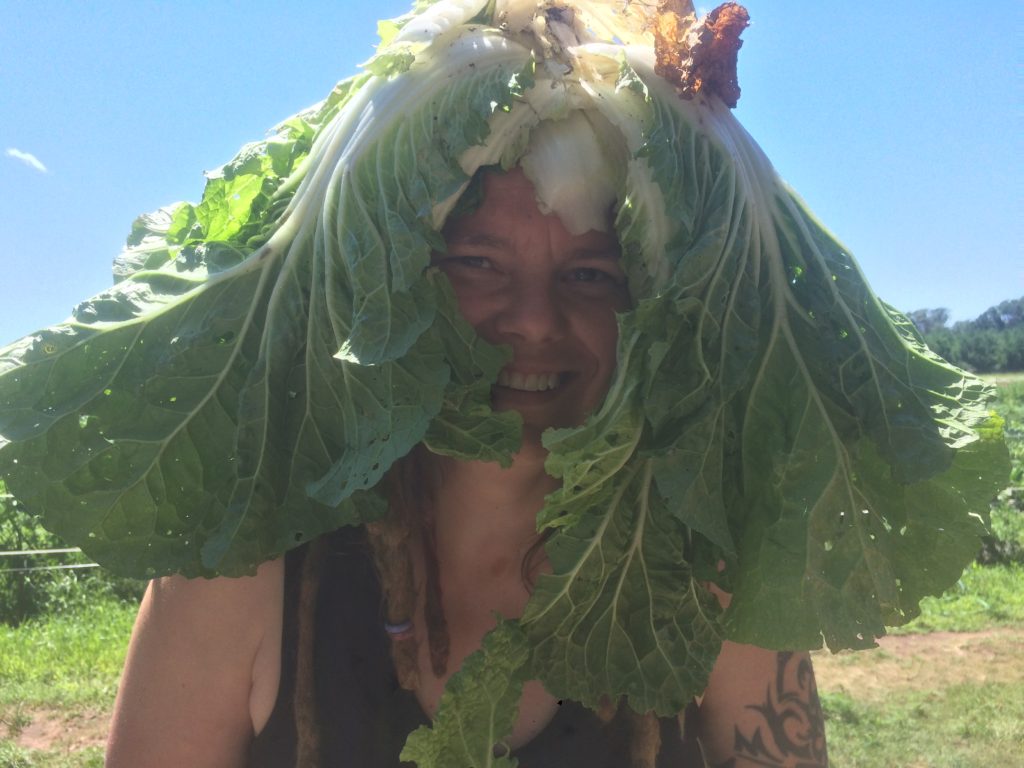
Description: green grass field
xmin=812 ymin=565 xmax=1024 ymax=766
xmin=822 ymin=680 xmax=1024 ymax=768
xmin=891 ymin=562 xmax=1024 ymax=633
xmin=984 ymin=371 xmax=1024 ymax=385
xmin=0 ymin=598 xmax=136 ymax=767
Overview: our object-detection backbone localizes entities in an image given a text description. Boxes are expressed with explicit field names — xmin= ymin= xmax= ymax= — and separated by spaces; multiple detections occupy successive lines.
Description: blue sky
xmin=1 ymin=1 xmax=1020 ymax=347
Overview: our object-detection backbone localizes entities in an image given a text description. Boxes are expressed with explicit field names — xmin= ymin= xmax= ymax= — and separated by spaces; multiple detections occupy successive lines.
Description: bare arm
xmin=106 ymin=558 xmax=283 ymax=768
xmin=695 ymin=578 xmax=828 ymax=766
xmin=698 ymin=642 xmax=828 ymax=767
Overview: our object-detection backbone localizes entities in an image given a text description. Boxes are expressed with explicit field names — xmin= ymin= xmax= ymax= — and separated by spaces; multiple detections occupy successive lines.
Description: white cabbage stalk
xmin=519 ymin=110 xmax=627 ymax=234
xmin=392 ymin=0 xmax=490 ymax=44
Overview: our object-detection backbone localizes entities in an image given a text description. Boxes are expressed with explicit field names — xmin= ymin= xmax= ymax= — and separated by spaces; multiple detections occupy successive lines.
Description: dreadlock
xmin=294 ymin=535 xmax=327 ymax=768
xmin=627 ymin=708 xmax=663 ymax=768
xmin=372 ymin=444 xmax=450 ymax=682
xmin=593 ymin=696 xmax=665 ymax=768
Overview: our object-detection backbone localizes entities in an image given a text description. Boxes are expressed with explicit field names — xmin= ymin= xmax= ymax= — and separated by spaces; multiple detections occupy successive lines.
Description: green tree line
xmin=909 ymin=297 xmax=1024 ymax=373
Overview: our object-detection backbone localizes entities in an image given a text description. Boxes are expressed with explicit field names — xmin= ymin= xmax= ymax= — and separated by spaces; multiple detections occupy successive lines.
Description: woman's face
xmin=434 ymin=168 xmax=629 ymax=440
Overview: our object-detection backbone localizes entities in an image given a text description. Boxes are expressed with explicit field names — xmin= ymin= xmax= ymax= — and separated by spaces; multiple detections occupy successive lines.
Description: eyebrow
xmin=445 ymin=233 xmax=508 ymax=249
xmin=571 ymin=248 xmax=621 ymax=261
xmin=445 ymin=233 xmax=621 ymax=260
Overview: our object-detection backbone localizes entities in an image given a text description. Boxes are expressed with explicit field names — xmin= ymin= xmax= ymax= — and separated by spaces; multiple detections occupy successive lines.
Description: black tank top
xmin=249 ymin=527 xmax=704 ymax=767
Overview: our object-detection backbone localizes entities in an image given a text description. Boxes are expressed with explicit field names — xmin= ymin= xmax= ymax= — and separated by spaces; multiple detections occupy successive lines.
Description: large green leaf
xmin=0 ymin=29 xmax=534 ymax=577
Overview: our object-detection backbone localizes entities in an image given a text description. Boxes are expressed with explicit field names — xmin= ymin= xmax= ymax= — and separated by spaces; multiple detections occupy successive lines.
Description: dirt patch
xmin=812 ymin=627 xmax=1024 ymax=702
xmin=6 ymin=706 xmax=108 ymax=753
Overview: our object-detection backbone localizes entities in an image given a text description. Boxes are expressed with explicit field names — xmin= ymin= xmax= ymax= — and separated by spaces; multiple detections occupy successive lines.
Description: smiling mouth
xmin=496 ymin=370 xmax=562 ymax=392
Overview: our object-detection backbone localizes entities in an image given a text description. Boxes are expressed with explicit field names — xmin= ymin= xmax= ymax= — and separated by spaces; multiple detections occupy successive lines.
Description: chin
xmin=514 ymin=414 xmax=585 ymax=457
xmin=491 ymin=387 xmax=598 ymax=460
xmin=493 ymin=393 xmax=591 ymax=431
xmin=508 ymin=428 xmax=554 ymax=472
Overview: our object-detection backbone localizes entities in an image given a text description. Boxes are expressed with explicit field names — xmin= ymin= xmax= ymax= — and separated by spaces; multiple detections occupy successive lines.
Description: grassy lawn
xmin=0 ymin=598 xmax=136 ymax=767
xmin=822 ymin=680 xmax=1024 ymax=768
xmin=0 ymin=599 xmax=136 ymax=708
xmin=812 ymin=564 xmax=1024 ymax=766
xmin=891 ymin=562 xmax=1024 ymax=633
xmin=983 ymin=371 xmax=1024 ymax=386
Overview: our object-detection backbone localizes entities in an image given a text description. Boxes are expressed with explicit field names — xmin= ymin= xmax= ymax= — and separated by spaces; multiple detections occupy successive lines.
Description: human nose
xmin=492 ymin=278 xmax=567 ymax=344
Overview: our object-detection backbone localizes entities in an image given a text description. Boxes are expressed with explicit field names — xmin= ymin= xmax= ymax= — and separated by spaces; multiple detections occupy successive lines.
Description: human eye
xmin=564 ymin=262 xmax=628 ymax=291
xmin=435 ymin=255 xmax=494 ymax=271
xmin=567 ymin=266 xmax=617 ymax=283
xmin=562 ymin=260 xmax=629 ymax=304
xmin=453 ymin=256 xmax=493 ymax=269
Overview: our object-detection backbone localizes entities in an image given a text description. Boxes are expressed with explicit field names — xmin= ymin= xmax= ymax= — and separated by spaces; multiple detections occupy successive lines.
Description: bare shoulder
xmin=106 ymin=558 xmax=284 ymax=768
xmin=141 ymin=557 xmax=284 ymax=635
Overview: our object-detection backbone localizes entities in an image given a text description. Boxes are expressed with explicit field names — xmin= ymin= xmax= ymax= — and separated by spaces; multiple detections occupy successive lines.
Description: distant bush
xmin=979 ymin=489 xmax=1024 ymax=565
xmin=978 ymin=380 xmax=1024 ymax=565
xmin=0 ymin=482 xmax=144 ymax=626
xmin=997 ymin=380 xmax=1024 ymax=484
xmin=909 ymin=297 xmax=1024 ymax=374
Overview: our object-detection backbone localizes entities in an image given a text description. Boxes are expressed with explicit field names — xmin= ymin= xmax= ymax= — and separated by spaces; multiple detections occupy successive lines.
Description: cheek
xmin=586 ymin=309 xmax=621 ymax=374
xmin=446 ymin=283 xmax=490 ymax=330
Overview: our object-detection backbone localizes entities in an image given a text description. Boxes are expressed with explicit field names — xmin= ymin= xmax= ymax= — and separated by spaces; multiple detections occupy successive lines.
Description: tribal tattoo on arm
xmin=712 ymin=652 xmax=828 ymax=768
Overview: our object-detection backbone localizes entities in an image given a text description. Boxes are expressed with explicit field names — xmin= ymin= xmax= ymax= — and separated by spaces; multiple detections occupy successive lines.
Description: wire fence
xmin=3 ymin=562 xmax=101 ymax=574
xmin=0 ymin=546 xmax=100 ymax=575
xmin=0 ymin=547 xmax=83 ymax=557
xmin=1 ymin=491 xmax=102 ymax=575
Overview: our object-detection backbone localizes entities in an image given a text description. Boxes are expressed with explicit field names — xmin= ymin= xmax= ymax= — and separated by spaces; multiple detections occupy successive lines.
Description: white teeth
xmin=497 ymin=371 xmax=560 ymax=391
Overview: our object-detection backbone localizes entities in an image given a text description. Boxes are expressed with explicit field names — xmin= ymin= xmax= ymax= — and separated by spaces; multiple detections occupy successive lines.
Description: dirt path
xmin=7 ymin=629 xmax=1023 ymax=753
xmin=811 ymin=627 xmax=1024 ymax=702
xmin=8 ymin=705 xmax=108 ymax=752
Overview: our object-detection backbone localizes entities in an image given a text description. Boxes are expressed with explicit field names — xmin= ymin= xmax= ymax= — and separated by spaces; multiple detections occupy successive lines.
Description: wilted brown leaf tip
xmin=654 ymin=2 xmax=750 ymax=108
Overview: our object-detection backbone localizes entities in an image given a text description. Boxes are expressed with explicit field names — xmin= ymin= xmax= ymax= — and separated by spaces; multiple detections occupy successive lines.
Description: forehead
xmin=455 ymin=168 xmax=548 ymax=224
xmin=444 ymin=168 xmax=619 ymax=252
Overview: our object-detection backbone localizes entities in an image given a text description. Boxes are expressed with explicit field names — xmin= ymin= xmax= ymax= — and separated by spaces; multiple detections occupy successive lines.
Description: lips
xmin=496 ymin=370 xmax=561 ymax=392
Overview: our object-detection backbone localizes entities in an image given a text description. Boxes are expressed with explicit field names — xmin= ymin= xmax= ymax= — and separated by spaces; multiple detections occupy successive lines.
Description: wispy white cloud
xmin=5 ymin=148 xmax=48 ymax=174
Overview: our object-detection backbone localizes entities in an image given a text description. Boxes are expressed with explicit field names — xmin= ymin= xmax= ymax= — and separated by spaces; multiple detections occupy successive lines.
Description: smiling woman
xmin=0 ymin=2 xmax=1009 ymax=768
xmin=103 ymin=147 xmax=821 ymax=768
xmin=436 ymin=167 xmax=629 ymax=440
